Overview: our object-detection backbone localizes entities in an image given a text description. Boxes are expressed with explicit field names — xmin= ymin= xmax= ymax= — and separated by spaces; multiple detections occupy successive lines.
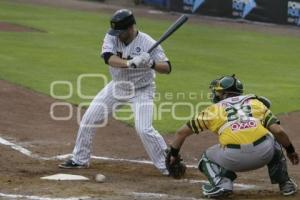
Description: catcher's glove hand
xmin=165 ymin=148 xmax=186 ymax=179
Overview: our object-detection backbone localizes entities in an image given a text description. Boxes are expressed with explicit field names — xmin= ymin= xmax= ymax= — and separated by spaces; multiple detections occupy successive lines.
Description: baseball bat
xmin=147 ymin=15 xmax=189 ymax=53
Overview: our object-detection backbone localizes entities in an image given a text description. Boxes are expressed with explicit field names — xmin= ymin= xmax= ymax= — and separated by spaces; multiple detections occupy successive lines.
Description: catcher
xmin=166 ymin=75 xmax=299 ymax=198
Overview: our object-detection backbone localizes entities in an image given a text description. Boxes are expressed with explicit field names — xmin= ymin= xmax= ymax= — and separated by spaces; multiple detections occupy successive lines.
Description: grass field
xmin=1 ymin=0 xmax=300 ymax=133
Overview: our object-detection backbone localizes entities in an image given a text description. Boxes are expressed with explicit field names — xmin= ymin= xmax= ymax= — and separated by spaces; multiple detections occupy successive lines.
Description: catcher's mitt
xmin=165 ymin=149 xmax=186 ymax=179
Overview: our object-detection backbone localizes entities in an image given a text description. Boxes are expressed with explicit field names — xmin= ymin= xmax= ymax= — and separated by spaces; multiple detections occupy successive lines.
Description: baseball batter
xmin=167 ymin=75 xmax=299 ymax=198
xmin=59 ymin=9 xmax=171 ymax=175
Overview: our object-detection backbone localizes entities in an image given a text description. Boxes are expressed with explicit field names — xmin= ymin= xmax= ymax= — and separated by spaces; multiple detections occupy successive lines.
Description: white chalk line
xmin=0 ymin=191 xmax=204 ymax=200
xmin=0 ymin=136 xmax=193 ymax=165
xmin=0 ymin=136 xmax=258 ymax=190
xmin=175 ymin=179 xmax=257 ymax=190
xmin=131 ymin=192 xmax=205 ymax=200
xmin=0 ymin=137 xmax=36 ymax=158
xmin=0 ymin=192 xmax=90 ymax=200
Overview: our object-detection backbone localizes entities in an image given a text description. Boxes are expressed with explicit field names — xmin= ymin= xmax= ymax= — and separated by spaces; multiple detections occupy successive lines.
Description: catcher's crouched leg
xmin=198 ymin=153 xmax=236 ymax=190
xmin=267 ymin=142 xmax=289 ymax=184
xmin=267 ymin=142 xmax=298 ymax=196
xmin=165 ymin=149 xmax=186 ymax=179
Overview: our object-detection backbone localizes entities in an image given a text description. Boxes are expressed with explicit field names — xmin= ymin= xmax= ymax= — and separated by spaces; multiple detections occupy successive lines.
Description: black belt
xmin=226 ymin=136 xmax=267 ymax=149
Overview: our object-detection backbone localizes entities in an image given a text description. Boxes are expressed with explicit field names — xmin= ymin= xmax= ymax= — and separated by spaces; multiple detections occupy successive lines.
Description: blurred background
xmin=105 ymin=0 xmax=300 ymax=26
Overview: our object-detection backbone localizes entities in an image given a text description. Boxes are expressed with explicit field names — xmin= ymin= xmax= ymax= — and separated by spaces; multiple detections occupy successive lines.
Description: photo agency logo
xmin=50 ymin=73 xmax=108 ymax=127
xmin=49 ymin=73 xmax=212 ymax=126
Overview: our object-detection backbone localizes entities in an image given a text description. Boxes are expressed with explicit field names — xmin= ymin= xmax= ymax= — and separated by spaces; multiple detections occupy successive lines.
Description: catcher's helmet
xmin=108 ymin=9 xmax=136 ymax=36
xmin=209 ymin=74 xmax=243 ymax=103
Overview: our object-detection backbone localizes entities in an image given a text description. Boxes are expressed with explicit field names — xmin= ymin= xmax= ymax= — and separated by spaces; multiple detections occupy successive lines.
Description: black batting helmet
xmin=209 ymin=74 xmax=243 ymax=103
xmin=108 ymin=9 xmax=136 ymax=36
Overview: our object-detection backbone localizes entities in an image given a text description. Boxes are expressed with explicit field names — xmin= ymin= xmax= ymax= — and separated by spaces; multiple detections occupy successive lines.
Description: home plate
xmin=41 ymin=173 xmax=89 ymax=181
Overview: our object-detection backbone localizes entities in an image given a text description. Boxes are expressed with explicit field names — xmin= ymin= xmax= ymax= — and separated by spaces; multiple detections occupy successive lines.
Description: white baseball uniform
xmin=72 ymin=31 xmax=169 ymax=173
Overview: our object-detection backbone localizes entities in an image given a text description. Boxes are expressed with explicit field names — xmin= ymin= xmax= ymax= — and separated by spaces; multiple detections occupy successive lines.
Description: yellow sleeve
xmin=262 ymin=109 xmax=280 ymax=128
xmin=250 ymin=99 xmax=265 ymax=119
xmin=250 ymin=99 xmax=280 ymax=128
xmin=186 ymin=105 xmax=217 ymax=134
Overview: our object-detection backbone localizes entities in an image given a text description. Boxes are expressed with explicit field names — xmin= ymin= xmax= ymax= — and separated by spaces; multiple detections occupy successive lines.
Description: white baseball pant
xmin=72 ymin=81 xmax=167 ymax=171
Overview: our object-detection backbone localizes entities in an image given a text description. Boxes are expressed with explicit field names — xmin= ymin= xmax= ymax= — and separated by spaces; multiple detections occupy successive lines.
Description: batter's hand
xmin=165 ymin=149 xmax=186 ymax=179
xmin=141 ymin=52 xmax=155 ymax=68
xmin=287 ymin=152 xmax=299 ymax=165
xmin=127 ymin=55 xmax=144 ymax=68
xmin=127 ymin=52 xmax=153 ymax=68
xmin=139 ymin=52 xmax=151 ymax=63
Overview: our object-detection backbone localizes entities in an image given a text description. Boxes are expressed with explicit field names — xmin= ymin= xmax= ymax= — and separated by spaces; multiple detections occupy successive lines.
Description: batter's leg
xmin=131 ymin=90 xmax=168 ymax=174
xmin=72 ymin=82 xmax=118 ymax=165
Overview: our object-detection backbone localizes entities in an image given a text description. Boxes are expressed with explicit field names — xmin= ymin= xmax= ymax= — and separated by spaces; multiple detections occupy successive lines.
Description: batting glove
xmin=127 ymin=55 xmax=143 ymax=68
xmin=139 ymin=52 xmax=150 ymax=63
xmin=127 ymin=52 xmax=153 ymax=68
xmin=140 ymin=52 xmax=155 ymax=68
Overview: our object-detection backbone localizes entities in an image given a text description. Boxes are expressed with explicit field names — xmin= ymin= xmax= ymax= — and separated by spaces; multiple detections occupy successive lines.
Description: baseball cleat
xmin=202 ymin=183 xmax=233 ymax=198
xmin=159 ymin=168 xmax=170 ymax=176
xmin=279 ymin=178 xmax=298 ymax=196
xmin=58 ymin=159 xmax=89 ymax=169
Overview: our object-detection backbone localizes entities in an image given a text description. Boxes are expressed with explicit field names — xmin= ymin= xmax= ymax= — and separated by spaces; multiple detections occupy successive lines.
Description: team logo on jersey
xmin=136 ymin=47 xmax=141 ymax=53
xmin=231 ymin=120 xmax=257 ymax=132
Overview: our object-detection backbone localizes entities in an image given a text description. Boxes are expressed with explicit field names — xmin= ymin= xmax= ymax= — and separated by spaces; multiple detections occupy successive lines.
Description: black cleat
xmin=202 ymin=183 xmax=233 ymax=198
xmin=58 ymin=159 xmax=89 ymax=169
xmin=279 ymin=178 xmax=298 ymax=196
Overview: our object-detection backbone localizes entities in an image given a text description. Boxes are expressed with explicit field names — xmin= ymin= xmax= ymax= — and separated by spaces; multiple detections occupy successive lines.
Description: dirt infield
xmin=0 ymin=79 xmax=299 ymax=200
xmin=0 ymin=22 xmax=44 ymax=32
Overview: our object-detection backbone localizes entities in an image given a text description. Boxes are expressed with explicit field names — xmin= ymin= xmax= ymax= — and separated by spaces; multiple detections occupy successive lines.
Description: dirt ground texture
xmin=1 ymin=0 xmax=300 ymax=199
xmin=0 ymin=22 xmax=44 ymax=32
